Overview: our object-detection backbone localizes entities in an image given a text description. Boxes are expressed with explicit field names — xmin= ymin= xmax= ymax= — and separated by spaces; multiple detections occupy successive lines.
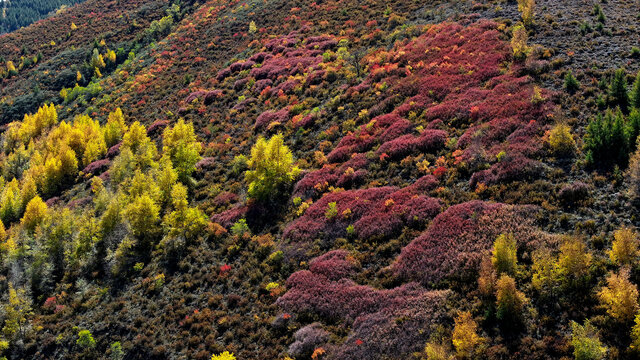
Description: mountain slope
xmin=1 ymin=0 xmax=640 ymax=359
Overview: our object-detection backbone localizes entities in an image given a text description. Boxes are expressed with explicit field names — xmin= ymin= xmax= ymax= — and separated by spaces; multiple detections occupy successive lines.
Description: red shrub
xmin=254 ymin=108 xmax=289 ymax=129
xmin=394 ymin=201 xmax=549 ymax=286
xmin=106 ymin=142 xmax=122 ymax=159
xmin=309 ymin=250 xmax=358 ymax=281
xmin=376 ymin=129 xmax=447 ymax=159
xmin=278 ymin=253 xmax=451 ymax=359
xmin=284 ymin=185 xmax=441 ymax=245
xmin=379 ymin=118 xmax=412 ymax=143
xmin=212 ymin=191 xmax=239 ymax=207
xmin=185 ymin=90 xmax=207 ymax=104
xmin=146 ymin=120 xmax=169 ymax=135
xmin=469 ymin=155 xmax=544 ymax=187
xmin=195 ymin=157 xmax=216 ymax=172
xmin=210 ymin=205 xmax=248 ymax=228
xmin=82 ymin=159 xmax=111 ymax=176
xmin=333 ymin=289 xmax=450 ymax=360
xmin=294 ymin=154 xmax=369 ymax=198
xmin=289 ymin=323 xmax=330 ymax=359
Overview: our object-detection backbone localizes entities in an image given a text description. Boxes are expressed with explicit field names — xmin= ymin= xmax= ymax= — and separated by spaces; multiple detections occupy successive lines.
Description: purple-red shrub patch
xmin=394 ymin=200 xmax=550 ymax=286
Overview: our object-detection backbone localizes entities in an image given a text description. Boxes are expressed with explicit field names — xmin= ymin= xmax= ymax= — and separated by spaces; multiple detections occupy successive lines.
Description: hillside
xmin=1 ymin=0 xmax=640 ymax=359
xmin=0 ymin=0 xmax=87 ymax=34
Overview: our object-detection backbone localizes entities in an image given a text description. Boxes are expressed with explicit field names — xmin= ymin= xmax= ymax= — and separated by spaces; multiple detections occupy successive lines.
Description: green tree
xmin=630 ymin=70 xmax=640 ymax=109
xmin=77 ymin=329 xmax=96 ymax=349
xmin=570 ymin=320 xmax=607 ymax=360
xmin=609 ymin=68 xmax=630 ymax=113
xmin=564 ymin=70 xmax=580 ymax=93
xmin=245 ymin=134 xmax=300 ymax=202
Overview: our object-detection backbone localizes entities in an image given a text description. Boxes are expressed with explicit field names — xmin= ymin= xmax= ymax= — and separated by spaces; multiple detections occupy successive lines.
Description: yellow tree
xmin=155 ymin=156 xmax=178 ymax=208
xmin=452 ymin=311 xmax=484 ymax=358
xmin=122 ymin=121 xmax=157 ymax=169
xmin=477 ymin=255 xmax=496 ymax=298
xmin=245 ymin=134 xmax=300 ymax=202
xmin=556 ymin=236 xmax=592 ymax=289
xmin=90 ymin=48 xmax=106 ymax=70
xmin=609 ymin=227 xmax=639 ymax=266
xmin=123 ymin=194 xmax=160 ymax=239
xmin=511 ymin=24 xmax=529 ymax=60
xmin=531 ymin=249 xmax=557 ymax=295
xmin=597 ymin=268 xmax=639 ymax=323
xmin=631 ymin=313 xmax=640 ymax=352
xmin=160 ymin=182 xmax=207 ymax=257
xmin=491 ymin=233 xmax=517 ymax=275
xmin=21 ymin=196 xmax=47 ymax=233
xmin=548 ymin=123 xmax=576 ymax=156
xmin=162 ymin=119 xmax=201 ymax=182
xmin=0 ymin=179 xmax=22 ymax=224
xmin=104 ymin=108 xmax=128 ymax=147
xmin=517 ymin=0 xmax=535 ymax=26
xmin=495 ymin=274 xmax=526 ymax=322
xmin=2 ymin=284 xmax=32 ymax=341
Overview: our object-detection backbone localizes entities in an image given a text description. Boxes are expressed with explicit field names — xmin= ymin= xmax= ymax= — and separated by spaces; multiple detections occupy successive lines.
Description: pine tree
xmin=609 ymin=68 xmax=630 ymax=113
xmin=626 ymin=109 xmax=640 ymax=152
xmin=584 ymin=109 xmax=630 ymax=167
xmin=630 ymin=71 xmax=640 ymax=109
xmin=564 ymin=70 xmax=580 ymax=93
